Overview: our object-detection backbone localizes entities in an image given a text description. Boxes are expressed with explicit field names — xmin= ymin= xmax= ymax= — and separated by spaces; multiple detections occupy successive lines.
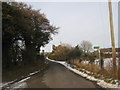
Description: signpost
xmin=93 ymin=46 xmax=100 ymax=49
xmin=94 ymin=46 xmax=100 ymax=59
xmin=94 ymin=46 xmax=102 ymax=68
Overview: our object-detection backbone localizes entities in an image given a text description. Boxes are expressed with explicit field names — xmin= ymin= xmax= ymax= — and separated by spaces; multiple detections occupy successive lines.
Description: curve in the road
xmin=42 ymin=61 xmax=102 ymax=88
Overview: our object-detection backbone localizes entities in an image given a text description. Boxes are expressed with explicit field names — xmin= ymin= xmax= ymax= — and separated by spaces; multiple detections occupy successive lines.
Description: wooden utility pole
xmin=108 ymin=0 xmax=116 ymax=74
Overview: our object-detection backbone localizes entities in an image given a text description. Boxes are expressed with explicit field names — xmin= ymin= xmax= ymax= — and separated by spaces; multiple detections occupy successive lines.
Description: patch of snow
xmin=97 ymin=80 xmax=119 ymax=88
xmin=10 ymin=82 xmax=27 ymax=89
xmin=6 ymin=77 xmax=30 ymax=89
xmin=29 ymin=70 xmax=40 ymax=76
xmin=47 ymin=57 xmax=120 ymax=88
xmin=81 ymin=61 xmax=89 ymax=64
xmin=0 ymin=83 xmax=2 ymax=90
xmin=0 ymin=79 xmax=17 ymax=88
xmin=1 ymin=77 xmax=30 ymax=89
xmin=1 ymin=64 xmax=43 ymax=89
xmin=95 ymin=58 xmax=119 ymax=69
xmin=18 ymin=77 xmax=30 ymax=83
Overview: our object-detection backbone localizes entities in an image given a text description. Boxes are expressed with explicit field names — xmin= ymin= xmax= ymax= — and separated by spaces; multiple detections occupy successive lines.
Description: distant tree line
xmin=2 ymin=2 xmax=58 ymax=69
xmin=48 ymin=41 xmax=95 ymax=64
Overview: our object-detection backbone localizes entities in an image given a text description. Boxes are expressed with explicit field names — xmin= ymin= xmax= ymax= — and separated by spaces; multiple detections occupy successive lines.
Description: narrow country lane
xmin=25 ymin=61 xmax=103 ymax=89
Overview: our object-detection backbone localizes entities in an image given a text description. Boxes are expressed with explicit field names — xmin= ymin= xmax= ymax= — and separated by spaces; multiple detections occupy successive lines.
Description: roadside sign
xmin=94 ymin=46 xmax=100 ymax=49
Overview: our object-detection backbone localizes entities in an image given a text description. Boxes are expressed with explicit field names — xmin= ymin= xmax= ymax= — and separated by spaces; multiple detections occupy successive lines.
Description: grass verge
xmin=70 ymin=59 xmax=119 ymax=84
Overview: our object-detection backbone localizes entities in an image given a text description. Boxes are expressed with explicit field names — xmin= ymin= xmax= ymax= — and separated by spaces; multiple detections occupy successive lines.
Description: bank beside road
xmin=1 ymin=60 xmax=48 ymax=89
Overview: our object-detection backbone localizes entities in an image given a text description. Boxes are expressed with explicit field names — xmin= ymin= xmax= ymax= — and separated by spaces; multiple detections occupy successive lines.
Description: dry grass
xmin=75 ymin=62 xmax=100 ymax=73
xmin=71 ymin=59 xmax=118 ymax=80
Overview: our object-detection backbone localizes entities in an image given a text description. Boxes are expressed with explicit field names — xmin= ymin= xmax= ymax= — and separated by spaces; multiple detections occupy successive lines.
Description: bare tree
xmin=80 ymin=40 xmax=92 ymax=53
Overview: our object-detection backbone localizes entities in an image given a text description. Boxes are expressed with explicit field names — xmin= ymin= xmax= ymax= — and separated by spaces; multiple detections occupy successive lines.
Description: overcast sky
xmin=17 ymin=1 xmax=118 ymax=52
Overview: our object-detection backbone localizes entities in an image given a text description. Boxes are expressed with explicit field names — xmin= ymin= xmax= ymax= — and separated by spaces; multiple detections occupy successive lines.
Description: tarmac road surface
xmin=26 ymin=61 xmax=103 ymax=89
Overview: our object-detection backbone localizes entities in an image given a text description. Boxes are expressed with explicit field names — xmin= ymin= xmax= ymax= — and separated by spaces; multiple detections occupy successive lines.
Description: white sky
xmin=16 ymin=1 xmax=118 ymax=52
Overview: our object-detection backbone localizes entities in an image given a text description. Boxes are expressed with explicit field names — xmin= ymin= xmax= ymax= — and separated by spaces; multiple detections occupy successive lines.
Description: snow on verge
xmin=29 ymin=70 xmax=41 ymax=76
xmin=1 ymin=69 xmax=42 ymax=88
xmin=47 ymin=57 xmax=120 ymax=88
xmin=9 ymin=77 xmax=30 ymax=88
xmin=1 ymin=77 xmax=30 ymax=89
xmin=0 ymin=79 xmax=17 ymax=89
